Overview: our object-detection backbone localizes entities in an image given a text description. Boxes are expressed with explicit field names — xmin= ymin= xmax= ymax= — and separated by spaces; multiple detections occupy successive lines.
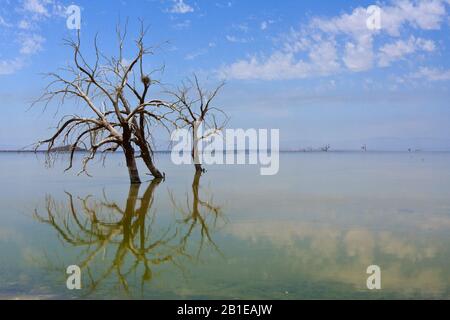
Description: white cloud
xmin=233 ymin=23 xmax=249 ymax=33
xmin=0 ymin=0 xmax=67 ymax=76
xmin=50 ymin=2 xmax=69 ymax=18
xmin=260 ymin=20 xmax=274 ymax=31
xmin=173 ymin=19 xmax=191 ymax=29
xmin=220 ymin=39 xmax=339 ymax=80
xmin=308 ymin=39 xmax=340 ymax=74
xmin=311 ymin=0 xmax=447 ymax=36
xmin=0 ymin=15 xmax=12 ymax=27
xmin=0 ymin=58 xmax=24 ymax=75
xmin=226 ymin=35 xmax=251 ymax=43
xmin=170 ymin=0 xmax=194 ymax=14
xmin=381 ymin=0 xmax=447 ymax=35
xmin=216 ymin=1 xmax=232 ymax=9
xmin=185 ymin=42 xmax=216 ymax=60
xmin=221 ymin=0 xmax=450 ymax=81
xmin=343 ymin=35 xmax=374 ymax=72
xmin=261 ymin=21 xmax=268 ymax=30
xmin=410 ymin=67 xmax=450 ymax=81
xmin=379 ymin=36 xmax=435 ymax=67
xmin=220 ymin=53 xmax=309 ymax=80
xmin=19 ymin=34 xmax=45 ymax=55
xmin=23 ymin=0 xmax=49 ymax=17
xmin=18 ymin=19 xmax=31 ymax=29
xmin=185 ymin=49 xmax=207 ymax=60
xmin=311 ymin=7 xmax=372 ymax=37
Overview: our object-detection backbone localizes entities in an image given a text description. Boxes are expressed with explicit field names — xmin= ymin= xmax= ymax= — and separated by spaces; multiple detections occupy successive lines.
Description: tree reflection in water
xmin=33 ymin=172 xmax=224 ymax=297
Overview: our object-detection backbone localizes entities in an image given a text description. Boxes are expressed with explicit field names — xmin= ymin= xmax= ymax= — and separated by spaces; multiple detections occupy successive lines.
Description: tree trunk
xmin=192 ymin=127 xmax=204 ymax=173
xmin=195 ymin=163 xmax=203 ymax=173
xmin=124 ymin=143 xmax=141 ymax=184
xmin=135 ymin=113 xmax=164 ymax=179
xmin=140 ymin=145 xmax=164 ymax=179
xmin=122 ymin=125 xmax=141 ymax=184
xmin=192 ymin=147 xmax=204 ymax=173
xmin=122 ymin=124 xmax=141 ymax=184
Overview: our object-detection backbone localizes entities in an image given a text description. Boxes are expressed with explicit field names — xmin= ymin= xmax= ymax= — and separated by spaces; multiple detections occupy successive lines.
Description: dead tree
xmin=34 ymin=24 xmax=171 ymax=183
xmin=321 ymin=144 xmax=331 ymax=152
xmin=169 ymin=75 xmax=227 ymax=173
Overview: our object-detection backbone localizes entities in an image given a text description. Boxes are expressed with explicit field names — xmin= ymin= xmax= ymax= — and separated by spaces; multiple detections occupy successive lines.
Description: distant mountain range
xmin=48 ymin=145 xmax=87 ymax=152
xmin=0 ymin=145 xmax=87 ymax=152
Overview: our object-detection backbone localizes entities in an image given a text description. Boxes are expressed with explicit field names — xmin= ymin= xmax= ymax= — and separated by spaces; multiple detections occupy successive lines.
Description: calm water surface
xmin=0 ymin=152 xmax=450 ymax=299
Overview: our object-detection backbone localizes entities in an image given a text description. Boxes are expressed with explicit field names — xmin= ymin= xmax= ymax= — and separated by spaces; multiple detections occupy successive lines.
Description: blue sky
xmin=1 ymin=0 xmax=450 ymax=150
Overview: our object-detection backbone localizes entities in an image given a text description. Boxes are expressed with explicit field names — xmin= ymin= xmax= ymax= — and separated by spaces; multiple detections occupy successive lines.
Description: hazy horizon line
xmin=1 ymin=149 xmax=450 ymax=153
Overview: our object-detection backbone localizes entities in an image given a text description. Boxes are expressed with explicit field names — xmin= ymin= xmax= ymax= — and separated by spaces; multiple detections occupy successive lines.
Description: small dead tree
xmin=34 ymin=24 xmax=172 ymax=183
xmin=170 ymin=75 xmax=228 ymax=173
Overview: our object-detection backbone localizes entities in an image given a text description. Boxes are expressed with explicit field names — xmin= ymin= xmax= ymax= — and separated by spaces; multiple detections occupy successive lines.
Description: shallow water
xmin=0 ymin=151 xmax=450 ymax=299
